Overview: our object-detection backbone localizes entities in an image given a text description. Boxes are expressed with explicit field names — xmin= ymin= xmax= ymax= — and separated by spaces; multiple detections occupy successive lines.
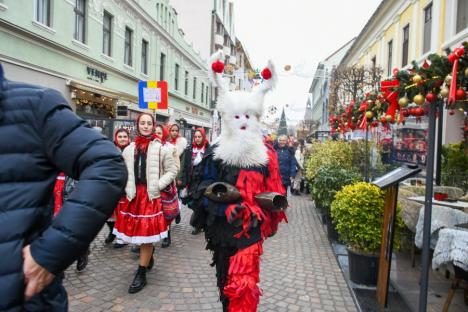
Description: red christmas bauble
xmin=433 ymin=79 xmax=444 ymax=88
xmin=261 ymin=68 xmax=272 ymax=80
xmin=402 ymin=109 xmax=410 ymax=117
xmin=415 ymin=107 xmax=424 ymax=116
xmin=454 ymin=46 xmax=465 ymax=57
xmin=425 ymin=92 xmax=437 ymax=103
xmin=380 ymin=117 xmax=387 ymax=123
xmin=447 ymin=53 xmax=458 ymax=63
xmin=371 ymin=121 xmax=379 ymax=127
xmin=211 ymin=61 xmax=225 ymax=73
xmin=456 ymin=89 xmax=466 ymax=100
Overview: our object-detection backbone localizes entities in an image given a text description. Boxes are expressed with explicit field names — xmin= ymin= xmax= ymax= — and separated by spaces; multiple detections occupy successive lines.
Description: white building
xmin=308 ymin=38 xmax=355 ymax=131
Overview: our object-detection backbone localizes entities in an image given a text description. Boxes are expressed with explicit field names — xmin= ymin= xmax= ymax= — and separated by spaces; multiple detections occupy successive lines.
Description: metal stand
xmin=435 ymin=101 xmax=444 ymax=186
xmin=418 ymin=101 xmax=438 ymax=312
xmin=365 ymin=124 xmax=370 ymax=182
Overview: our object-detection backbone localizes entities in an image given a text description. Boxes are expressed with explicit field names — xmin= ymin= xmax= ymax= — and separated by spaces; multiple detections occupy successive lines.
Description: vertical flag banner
xmin=138 ymin=81 xmax=168 ymax=110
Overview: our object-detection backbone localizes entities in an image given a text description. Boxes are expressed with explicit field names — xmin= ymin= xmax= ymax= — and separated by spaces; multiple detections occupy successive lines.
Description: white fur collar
xmin=213 ymin=132 xmax=268 ymax=168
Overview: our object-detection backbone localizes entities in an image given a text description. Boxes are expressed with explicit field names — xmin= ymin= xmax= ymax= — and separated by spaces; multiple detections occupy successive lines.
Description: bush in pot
xmin=331 ymin=182 xmax=404 ymax=285
xmin=310 ymin=165 xmax=361 ymax=232
xmin=305 ymin=141 xmax=353 ymax=181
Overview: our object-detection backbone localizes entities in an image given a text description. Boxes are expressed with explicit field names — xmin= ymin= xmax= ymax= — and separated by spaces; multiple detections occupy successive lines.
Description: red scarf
xmin=155 ymin=124 xmax=169 ymax=145
xmin=192 ymin=128 xmax=208 ymax=149
xmin=168 ymin=124 xmax=180 ymax=145
xmin=135 ymin=113 xmax=156 ymax=152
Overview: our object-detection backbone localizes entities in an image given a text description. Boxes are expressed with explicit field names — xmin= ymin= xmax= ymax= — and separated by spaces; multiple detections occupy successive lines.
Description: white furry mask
xmin=209 ymin=50 xmax=277 ymax=168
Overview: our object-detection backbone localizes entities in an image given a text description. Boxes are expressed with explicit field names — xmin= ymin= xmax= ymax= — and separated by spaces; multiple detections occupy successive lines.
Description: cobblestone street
xmin=64 ymin=195 xmax=358 ymax=312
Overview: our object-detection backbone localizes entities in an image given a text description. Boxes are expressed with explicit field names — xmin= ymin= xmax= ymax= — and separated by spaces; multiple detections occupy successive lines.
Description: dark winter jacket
xmin=0 ymin=64 xmax=127 ymax=311
xmin=274 ymin=143 xmax=297 ymax=186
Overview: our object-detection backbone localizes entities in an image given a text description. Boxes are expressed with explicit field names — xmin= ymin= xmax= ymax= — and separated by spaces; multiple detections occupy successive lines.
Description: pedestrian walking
xmin=0 ymin=64 xmax=127 ymax=311
xmin=155 ymin=124 xmax=180 ymax=248
xmin=177 ymin=128 xmax=210 ymax=235
xmin=274 ymin=135 xmax=297 ymax=194
xmin=113 ymin=113 xmax=177 ymax=294
xmin=190 ymin=52 xmax=287 ymax=312
xmin=105 ymin=128 xmax=132 ymax=248
xmin=292 ymin=141 xmax=305 ymax=195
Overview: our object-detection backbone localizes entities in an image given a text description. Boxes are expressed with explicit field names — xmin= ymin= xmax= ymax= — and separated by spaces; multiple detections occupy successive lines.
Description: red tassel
xmin=448 ymin=59 xmax=459 ymax=106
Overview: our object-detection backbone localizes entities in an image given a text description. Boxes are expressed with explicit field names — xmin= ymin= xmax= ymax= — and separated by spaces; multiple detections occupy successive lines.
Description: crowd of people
xmin=0 ymin=53 xmax=306 ymax=311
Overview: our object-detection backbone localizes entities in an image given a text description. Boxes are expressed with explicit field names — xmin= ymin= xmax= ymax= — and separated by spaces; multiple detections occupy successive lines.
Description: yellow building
xmin=340 ymin=0 xmax=468 ymax=143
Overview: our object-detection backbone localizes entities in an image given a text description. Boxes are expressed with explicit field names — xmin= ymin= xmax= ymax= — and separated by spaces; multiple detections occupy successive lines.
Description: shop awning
xmin=182 ymin=116 xmax=212 ymax=128
xmin=66 ymin=79 xmax=138 ymax=103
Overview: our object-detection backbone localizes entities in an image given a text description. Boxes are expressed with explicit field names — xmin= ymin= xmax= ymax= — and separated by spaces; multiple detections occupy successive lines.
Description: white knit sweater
xmin=122 ymin=141 xmax=177 ymax=201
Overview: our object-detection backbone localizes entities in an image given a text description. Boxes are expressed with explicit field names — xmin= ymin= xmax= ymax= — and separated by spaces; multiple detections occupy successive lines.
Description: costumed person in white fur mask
xmin=190 ymin=51 xmax=288 ymax=312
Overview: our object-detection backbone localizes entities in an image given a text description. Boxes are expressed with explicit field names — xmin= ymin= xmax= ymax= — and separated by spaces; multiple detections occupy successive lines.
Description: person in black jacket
xmin=274 ymin=135 xmax=298 ymax=194
xmin=177 ymin=128 xmax=210 ymax=235
xmin=0 ymin=64 xmax=127 ymax=311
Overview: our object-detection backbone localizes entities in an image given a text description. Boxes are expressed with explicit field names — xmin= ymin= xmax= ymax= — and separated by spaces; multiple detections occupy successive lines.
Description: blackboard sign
xmin=372 ymin=165 xmax=421 ymax=190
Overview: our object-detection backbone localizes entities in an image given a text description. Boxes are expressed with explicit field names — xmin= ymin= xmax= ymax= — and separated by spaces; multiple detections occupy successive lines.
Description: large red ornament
xmin=454 ymin=46 xmax=465 ymax=57
xmin=402 ymin=109 xmax=410 ymax=117
xmin=414 ymin=107 xmax=424 ymax=116
xmin=456 ymin=89 xmax=466 ymax=100
xmin=447 ymin=53 xmax=458 ymax=64
xmin=380 ymin=117 xmax=387 ymax=123
xmin=425 ymin=92 xmax=437 ymax=103
xmin=211 ymin=60 xmax=225 ymax=73
xmin=261 ymin=68 xmax=272 ymax=80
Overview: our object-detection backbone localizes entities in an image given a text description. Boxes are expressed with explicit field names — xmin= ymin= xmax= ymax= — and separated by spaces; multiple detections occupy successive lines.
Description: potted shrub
xmin=331 ymin=182 xmax=404 ymax=285
xmin=310 ymin=165 xmax=361 ymax=237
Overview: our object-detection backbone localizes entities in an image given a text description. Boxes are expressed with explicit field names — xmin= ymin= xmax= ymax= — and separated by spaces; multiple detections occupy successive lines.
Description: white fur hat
xmin=209 ymin=50 xmax=277 ymax=117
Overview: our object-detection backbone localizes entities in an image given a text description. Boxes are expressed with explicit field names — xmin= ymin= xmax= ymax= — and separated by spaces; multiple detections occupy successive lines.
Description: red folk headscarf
xmin=134 ymin=113 xmax=157 ymax=152
xmin=192 ymin=128 xmax=208 ymax=149
xmin=168 ymin=124 xmax=180 ymax=145
xmin=114 ymin=128 xmax=131 ymax=150
xmin=155 ymin=124 xmax=169 ymax=144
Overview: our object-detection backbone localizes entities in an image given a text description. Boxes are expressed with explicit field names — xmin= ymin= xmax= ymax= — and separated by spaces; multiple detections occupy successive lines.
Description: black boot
xmin=161 ymin=230 xmax=171 ymax=248
xmin=128 ymin=265 xmax=147 ymax=294
xmin=191 ymin=227 xmax=201 ymax=235
xmin=175 ymin=213 xmax=181 ymax=224
xmin=104 ymin=221 xmax=116 ymax=244
xmin=147 ymin=256 xmax=154 ymax=270
xmin=76 ymin=250 xmax=90 ymax=273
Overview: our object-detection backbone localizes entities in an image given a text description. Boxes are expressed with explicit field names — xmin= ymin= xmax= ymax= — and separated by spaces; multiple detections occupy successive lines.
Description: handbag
xmin=159 ymin=146 xmax=180 ymax=220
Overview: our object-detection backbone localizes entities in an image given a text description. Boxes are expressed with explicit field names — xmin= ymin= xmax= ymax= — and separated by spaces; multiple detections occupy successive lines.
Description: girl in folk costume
xmin=113 ymin=113 xmax=177 ymax=293
xmin=105 ymin=128 xmax=131 ymax=247
xmin=168 ymin=123 xmax=188 ymax=158
xmin=178 ymin=128 xmax=210 ymax=235
xmin=191 ymin=51 xmax=287 ymax=312
xmin=154 ymin=124 xmax=180 ymax=248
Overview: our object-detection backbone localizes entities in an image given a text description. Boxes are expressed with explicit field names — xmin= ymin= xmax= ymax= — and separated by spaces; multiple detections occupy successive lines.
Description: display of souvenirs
xmin=392 ymin=119 xmax=428 ymax=166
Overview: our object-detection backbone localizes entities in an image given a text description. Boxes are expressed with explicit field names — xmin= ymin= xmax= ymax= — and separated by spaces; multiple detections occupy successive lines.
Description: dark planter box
xmin=325 ymin=212 xmax=339 ymax=241
xmin=348 ymin=248 xmax=379 ymax=286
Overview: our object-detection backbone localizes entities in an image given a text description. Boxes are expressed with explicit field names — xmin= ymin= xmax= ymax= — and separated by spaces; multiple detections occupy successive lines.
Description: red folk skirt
xmin=113 ymin=184 xmax=169 ymax=245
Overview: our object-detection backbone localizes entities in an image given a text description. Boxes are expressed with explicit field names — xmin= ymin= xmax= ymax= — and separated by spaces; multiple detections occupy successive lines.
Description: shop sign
xmin=87 ymin=66 xmax=108 ymax=83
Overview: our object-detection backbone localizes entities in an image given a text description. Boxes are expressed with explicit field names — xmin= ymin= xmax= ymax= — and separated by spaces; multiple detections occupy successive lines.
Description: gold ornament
xmin=440 ymin=87 xmax=450 ymax=98
xmin=385 ymin=115 xmax=393 ymax=122
xmin=375 ymin=100 xmax=381 ymax=109
xmin=366 ymin=99 xmax=373 ymax=105
xmin=413 ymin=74 xmax=423 ymax=84
xmin=398 ymin=96 xmax=409 ymax=107
xmin=365 ymin=111 xmax=373 ymax=119
xmin=413 ymin=94 xmax=425 ymax=105
xmin=445 ymin=75 xmax=452 ymax=85
xmin=465 ymin=67 xmax=468 ymax=77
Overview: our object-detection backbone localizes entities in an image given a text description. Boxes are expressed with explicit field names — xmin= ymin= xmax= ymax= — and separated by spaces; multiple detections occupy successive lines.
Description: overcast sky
xmin=233 ymin=0 xmax=382 ymax=125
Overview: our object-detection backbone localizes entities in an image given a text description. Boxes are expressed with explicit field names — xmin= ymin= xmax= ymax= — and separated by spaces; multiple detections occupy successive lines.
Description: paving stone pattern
xmin=64 ymin=195 xmax=358 ymax=312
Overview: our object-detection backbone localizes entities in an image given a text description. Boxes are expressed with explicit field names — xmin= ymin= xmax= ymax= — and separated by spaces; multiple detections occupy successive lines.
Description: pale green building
xmin=0 ymin=0 xmax=212 ymax=138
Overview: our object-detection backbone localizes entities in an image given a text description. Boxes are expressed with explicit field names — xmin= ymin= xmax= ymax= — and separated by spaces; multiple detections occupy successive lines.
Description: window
xmin=160 ymin=53 xmax=166 ymax=80
xmin=74 ymin=0 xmax=86 ymax=42
xmin=371 ymin=56 xmax=376 ymax=69
xmin=193 ymin=77 xmax=197 ymax=100
xmin=174 ymin=64 xmax=180 ymax=90
xmin=36 ymin=0 xmax=51 ymax=26
xmin=457 ymin=0 xmax=468 ymax=33
xmin=124 ymin=27 xmax=133 ymax=66
xmin=423 ymin=3 xmax=432 ymax=53
xmin=141 ymin=40 xmax=148 ymax=74
xmin=184 ymin=71 xmax=189 ymax=95
xmin=102 ymin=11 xmax=112 ymax=56
xmin=402 ymin=24 xmax=410 ymax=67
xmin=387 ymin=40 xmax=393 ymax=76
xmin=206 ymin=86 xmax=209 ymax=104
xmin=201 ymin=82 xmax=205 ymax=103
xmin=156 ymin=4 xmax=159 ymax=21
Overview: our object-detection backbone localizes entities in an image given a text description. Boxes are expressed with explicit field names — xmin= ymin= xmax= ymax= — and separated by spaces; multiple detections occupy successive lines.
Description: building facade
xmin=308 ymin=39 xmax=355 ymax=132
xmin=0 ymin=0 xmax=212 ymax=138
xmin=339 ymin=0 xmax=468 ymax=144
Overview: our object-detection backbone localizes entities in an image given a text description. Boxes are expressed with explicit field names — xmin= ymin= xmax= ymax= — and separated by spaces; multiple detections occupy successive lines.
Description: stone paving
xmin=64 ymin=194 xmax=358 ymax=312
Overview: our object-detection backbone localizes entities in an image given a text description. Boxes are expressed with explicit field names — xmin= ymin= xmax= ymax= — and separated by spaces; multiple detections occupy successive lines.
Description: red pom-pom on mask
xmin=212 ymin=60 xmax=225 ymax=73
xmin=261 ymin=68 xmax=272 ymax=80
